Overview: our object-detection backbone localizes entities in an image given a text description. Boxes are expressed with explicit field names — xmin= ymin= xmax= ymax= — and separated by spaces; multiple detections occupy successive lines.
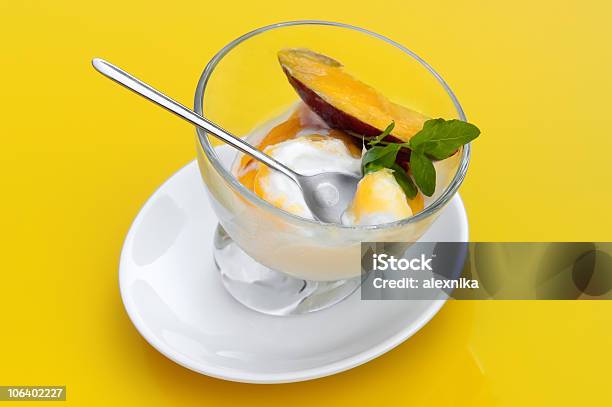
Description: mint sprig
xmin=360 ymin=118 xmax=480 ymax=198
xmin=368 ymin=121 xmax=395 ymax=147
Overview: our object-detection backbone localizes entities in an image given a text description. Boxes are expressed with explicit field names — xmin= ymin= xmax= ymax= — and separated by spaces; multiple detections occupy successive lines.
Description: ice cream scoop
xmin=253 ymin=135 xmax=361 ymax=219
xmin=342 ymin=169 xmax=413 ymax=226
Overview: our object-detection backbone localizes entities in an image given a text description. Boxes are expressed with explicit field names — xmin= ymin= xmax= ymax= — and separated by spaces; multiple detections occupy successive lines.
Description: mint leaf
xmin=408 ymin=119 xmax=444 ymax=148
xmin=410 ymin=150 xmax=436 ymax=196
xmin=368 ymin=121 xmax=395 ymax=146
xmin=363 ymin=162 xmax=386 ymax=175
xmin=361 ymin=143 xmax=401 ymax=174
xmin=390 ymin=163 xmax=417 ymax=199
xmin=409 ymin=119 xmax=480 ymax=160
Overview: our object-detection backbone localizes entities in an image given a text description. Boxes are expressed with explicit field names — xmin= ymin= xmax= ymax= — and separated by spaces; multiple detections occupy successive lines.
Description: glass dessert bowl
xmin=194 ymin=21 xmax=472 ymax=315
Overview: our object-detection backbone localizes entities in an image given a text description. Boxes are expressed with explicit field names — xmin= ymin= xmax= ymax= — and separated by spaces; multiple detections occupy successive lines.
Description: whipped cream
xmin=254 ymin=133 xmax=361 ymax=219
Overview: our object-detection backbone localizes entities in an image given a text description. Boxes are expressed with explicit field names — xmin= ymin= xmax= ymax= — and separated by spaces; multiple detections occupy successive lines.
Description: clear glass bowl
xmin=194 ymin=21 xmax=469 ymax=315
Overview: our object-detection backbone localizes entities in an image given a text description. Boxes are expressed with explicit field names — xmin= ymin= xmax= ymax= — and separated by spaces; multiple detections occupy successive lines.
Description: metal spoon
xmin=92 ymin=58 xmax=360 ymax=223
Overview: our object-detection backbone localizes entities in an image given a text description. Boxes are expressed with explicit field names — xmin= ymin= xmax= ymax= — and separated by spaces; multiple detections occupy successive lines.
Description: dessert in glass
xmin=194 ymin=21 xmax=476 ymax=315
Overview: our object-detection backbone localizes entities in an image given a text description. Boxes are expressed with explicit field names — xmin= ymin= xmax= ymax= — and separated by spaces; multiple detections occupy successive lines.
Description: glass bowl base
xmin=213 ymin=224 xmax=361 ymax=316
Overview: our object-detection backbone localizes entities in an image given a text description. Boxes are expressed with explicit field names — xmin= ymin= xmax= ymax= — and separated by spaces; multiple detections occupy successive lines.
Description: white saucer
xmin=119 ymin=158 xmax=469 ymax=384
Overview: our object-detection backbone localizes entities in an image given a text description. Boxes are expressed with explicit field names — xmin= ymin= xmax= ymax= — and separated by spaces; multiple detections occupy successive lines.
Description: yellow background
xmin=1 ymin=0 xmax=611 ymax=405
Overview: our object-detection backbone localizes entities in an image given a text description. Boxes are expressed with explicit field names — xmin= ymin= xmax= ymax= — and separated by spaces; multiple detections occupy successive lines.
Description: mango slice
xmin=278 ymin=48 xmax=428 ymax=142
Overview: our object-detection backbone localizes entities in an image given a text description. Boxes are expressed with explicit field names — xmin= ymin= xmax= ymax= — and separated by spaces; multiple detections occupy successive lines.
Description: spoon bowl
xmin=299 ymin=172 xmax=360 ymax=223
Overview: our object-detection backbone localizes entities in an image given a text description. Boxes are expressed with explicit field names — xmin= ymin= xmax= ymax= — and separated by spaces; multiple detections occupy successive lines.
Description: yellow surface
xmin=1 ymin=1 xmax=612 ymax=405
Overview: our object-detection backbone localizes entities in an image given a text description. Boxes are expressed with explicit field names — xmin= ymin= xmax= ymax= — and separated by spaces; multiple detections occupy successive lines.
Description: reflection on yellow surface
xmin=1 ymin=0 xmax=612 ymax=405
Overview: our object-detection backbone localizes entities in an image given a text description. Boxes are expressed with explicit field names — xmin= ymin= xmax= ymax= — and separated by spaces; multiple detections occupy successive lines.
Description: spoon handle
xmin=91 ymin=58 xmax=298 ymax=182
